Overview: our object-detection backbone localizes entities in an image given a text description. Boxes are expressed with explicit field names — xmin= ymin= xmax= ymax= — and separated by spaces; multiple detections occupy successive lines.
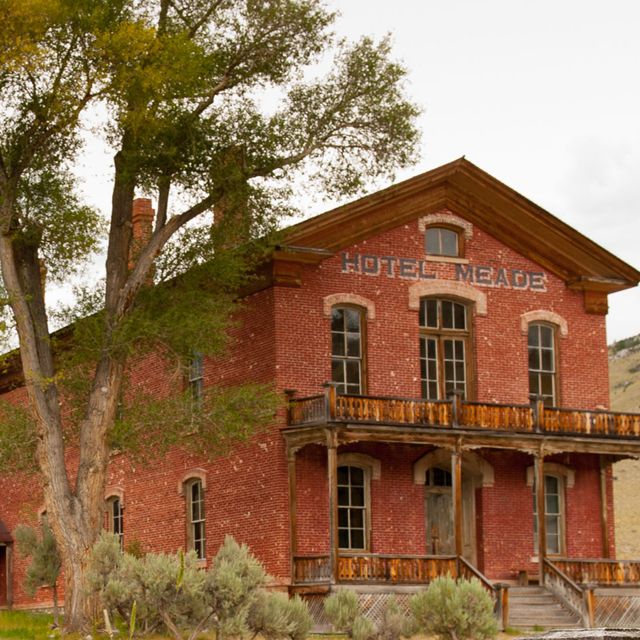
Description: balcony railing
xmin=287 ymin=389 xmax=640 ymax=440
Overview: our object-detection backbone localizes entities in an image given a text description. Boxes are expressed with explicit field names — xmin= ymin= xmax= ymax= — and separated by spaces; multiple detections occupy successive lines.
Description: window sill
xmin=424 ymin=256 xmax=469 ymax=264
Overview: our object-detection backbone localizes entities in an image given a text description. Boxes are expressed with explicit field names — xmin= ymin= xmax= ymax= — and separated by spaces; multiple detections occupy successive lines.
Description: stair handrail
xmin=458 ymin=556 xmax=509 ymax=630
xmin=543 ymin=558 xmax=594 ymax=628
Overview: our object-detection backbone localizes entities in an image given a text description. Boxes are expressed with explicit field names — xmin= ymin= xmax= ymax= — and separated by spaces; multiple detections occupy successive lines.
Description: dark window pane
xmin=345 ymin=309 xmax=360 ymax=332
xmin=454 ymin=340 xmax=464 ymax=360
xmin=425 ymin=228 xmax=441 ymax=254
xmin=427 ymin=339 xmax=437 ymax=358
xmin=339 ymin=529 xmax=349 ymax=548
xmin=541 ymin=373 xmax=554 ymax=397
xmin=351 ymin=487 xmax=364 ymax=506
xmin=332 ymin=333 xmax=345 ymax=356
xmin=350 ymin=467 xmax=364 ymax=485
xmin=346 ymin=383 xmax=360 ymax=394
xmin=420 ymin=357 xmax=427 ymax=380
xmin=545 ymin=475 xmax=559 ymax=494
xmin=331 ymin=308 xmax=344 ymax=332
xmin=338 ymin=509 xmax=348 ymax=527
xmin=444 ymin=360 xmax=454 ymax=382
xmin=428 ymin=381 xmax=438 ymax=399
xmin=442 ymin=301 xmax=453 ymax=328
xmin=528 ymin=325 xmax=539 ymax=347
xmin=541 ymin=349 xmax=553 ymax=372
xmin=545 ymin=515 xmax=559 ymax=536
xmin=350 ymin=509 xmax=364 ymax=528
xmin=444 ymin=340 xmax=453 ymax=359
xmin=540 ymin=325 xmax=553 ymax=348
xmin=427 ymin=300 xmax=438 ymax=327
xmin=529 ymin=349 xmax=540 ymax=370
xmin=347 ymin=334 xmax=360 ymax=357
xmin=332 ymin=360 xmax=345 ymax=383
xmin=547 ymin=494 xmax=560 ymax=514
xmin=455 ymin=361 xmax=465 ymax=383
xmin=350 ymin=529 xmax=365 ymax=549
xmin=338 ymin=466 xmax=349 ymax=485
xmin=428 ymin=361 xmax=438 ymax=380
xmin=441 ymin=229 xmax=458 ymax=256
xmin=338 ymin=486 xmax=349 ymax=505
xmin=420 ymin=338 xmax=426 ymax=358
xmin=454 ymin=303 xmax=466 ymax=329
xmin=346 ymin=361 xmax=360 ymax=385
xmin=529 ymin=372 xmax=540 ymax=395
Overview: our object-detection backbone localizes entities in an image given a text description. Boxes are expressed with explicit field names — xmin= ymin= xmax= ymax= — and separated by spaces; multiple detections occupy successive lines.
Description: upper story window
xmin=188 ymin=353 xmax=204 ymax=405
xmin=185 ymin=478 xmax=206 ymax=559
xmin=528 ymin=323 xmax=556 ymax=406
xmin=419 ymin=298 xmax=470 ymax=400
xmin=425 ymin=226 xmax=461 ymax=258
xmin=106 ymin=496 xmax=124 ymax=548
xmin=331 ymin=306 xmax=364 ymax=394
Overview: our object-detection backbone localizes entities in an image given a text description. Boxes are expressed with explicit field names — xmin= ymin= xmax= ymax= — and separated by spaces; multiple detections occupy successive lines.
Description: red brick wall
xmin=0 ymin=207 xmax=618 ymax=607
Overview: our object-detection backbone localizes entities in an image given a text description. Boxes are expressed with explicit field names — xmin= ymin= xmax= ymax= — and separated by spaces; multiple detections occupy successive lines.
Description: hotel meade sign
xmin=340 ymin=252 xmax=547 ymax=292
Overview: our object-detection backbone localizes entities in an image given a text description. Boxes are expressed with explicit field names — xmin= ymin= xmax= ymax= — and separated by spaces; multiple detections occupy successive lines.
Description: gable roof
xmin=276 ymin=158 xmax=639 ymax=294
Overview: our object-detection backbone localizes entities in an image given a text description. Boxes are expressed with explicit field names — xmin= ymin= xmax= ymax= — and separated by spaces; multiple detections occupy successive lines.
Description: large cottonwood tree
xmin=0 ymin=0 xmax=420 ymax=630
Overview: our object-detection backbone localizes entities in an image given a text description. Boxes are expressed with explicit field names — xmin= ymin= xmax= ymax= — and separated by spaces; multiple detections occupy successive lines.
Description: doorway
xmin=425 ymin=467 xmax=476 ymax=564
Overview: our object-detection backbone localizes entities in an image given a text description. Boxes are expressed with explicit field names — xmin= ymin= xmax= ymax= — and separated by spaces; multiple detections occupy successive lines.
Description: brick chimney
xmin=129 ymin=198 xmax=155 ymax=273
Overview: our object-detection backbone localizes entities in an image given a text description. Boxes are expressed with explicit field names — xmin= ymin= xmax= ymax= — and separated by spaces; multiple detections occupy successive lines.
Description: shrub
xmin=324 ymin=589 xmax=360 ymax=633
xmin=247 ymin=591 xmax=313 ymax=640
xmin=89 ymin=533 xmax=311 ymax=640
xmin=410 ymin=576 xmax=498 ymax=640
xmin=376 ymin=597 xmax=413 ymax=640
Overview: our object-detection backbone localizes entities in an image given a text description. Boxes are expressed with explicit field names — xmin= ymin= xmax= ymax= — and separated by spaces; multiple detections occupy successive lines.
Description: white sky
xmin=325 ymin=0 xmax=640 ymax=343
xmin=75 ymin=0 xmax=640 ymax=342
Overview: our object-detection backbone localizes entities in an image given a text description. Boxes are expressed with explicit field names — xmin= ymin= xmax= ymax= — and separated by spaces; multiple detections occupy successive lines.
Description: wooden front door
xmin=425 ymin=468 xmax=476 ymax=562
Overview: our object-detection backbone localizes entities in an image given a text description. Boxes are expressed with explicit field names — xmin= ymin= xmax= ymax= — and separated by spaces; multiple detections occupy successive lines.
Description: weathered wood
xmin=292 ymin=555 xmax=331 ymax=583
xmin=600 ymin=456 xmax=610 ymax=558
xmin=287 ymin=450 xmax=298 ymax=578
xmin=326 ymin=431 xmax=338 ymax=585
xmin=452 ymin=449 xmax=463 ymax=568
xmin=543 ymin=559 xmax=590 ymax=626
xmin=553 ymin=558 xmax=640 ymax=585
xmin=535 ymin=453 xmax=546 ymax=585
xmin=337 ymin=554 xmax=457 ymax=584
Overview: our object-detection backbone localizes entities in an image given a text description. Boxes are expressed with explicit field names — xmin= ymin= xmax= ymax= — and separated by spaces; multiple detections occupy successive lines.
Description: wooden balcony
xmin=287 ymin=390 xmax=640 ymax=446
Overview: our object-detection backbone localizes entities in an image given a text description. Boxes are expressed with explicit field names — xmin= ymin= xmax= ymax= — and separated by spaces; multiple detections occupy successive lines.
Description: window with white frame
xmin=528 ymin=323 xmax=557 ymax=406
xmin=331 ymin=307 xmax=365 ymax=394
xmin=185 ymin=478 xmax=206 ymax=559
xmin=337 ymin=465 xmax=368 ymax=550
xmin=419 ymin=298 xmax=470 ymax=400
xmin=533 ymin=474 xmax=565 ymax=555
xmin=107 ymin=496 xmax=124 ymax=548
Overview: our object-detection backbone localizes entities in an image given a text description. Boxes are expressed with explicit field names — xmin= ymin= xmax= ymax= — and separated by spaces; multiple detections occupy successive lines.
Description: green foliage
xmin=88 ymin=533 xmax=304 ymax=640
xmin=247 ymin=591 xmax=313 ymax=640
xmin=14 ymin=524 xmax=61 ymax=597
xmin=610 ymin=334 xmax=640 ymax=355
xmin=410 ymin=577 xmax=498 ymax=640
xmin=375 ymin=597 xmax=412 ymax=640
xmin=324 ymin=590 xmax=360 ymax=633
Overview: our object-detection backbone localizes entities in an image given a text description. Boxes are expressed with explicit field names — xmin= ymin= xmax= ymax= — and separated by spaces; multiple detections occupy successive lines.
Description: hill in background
xmin=610 ymin=333 xmax=640 ymax=559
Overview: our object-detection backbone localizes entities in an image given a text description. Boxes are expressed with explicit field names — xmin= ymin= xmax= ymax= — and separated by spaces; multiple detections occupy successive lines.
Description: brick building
xmin=1 ymin=159 xmax=640 ymax=625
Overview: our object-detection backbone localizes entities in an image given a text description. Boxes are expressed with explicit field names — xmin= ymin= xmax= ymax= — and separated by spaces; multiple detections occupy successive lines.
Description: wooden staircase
xmin=508 ymin=586 xmax=583 ymax=630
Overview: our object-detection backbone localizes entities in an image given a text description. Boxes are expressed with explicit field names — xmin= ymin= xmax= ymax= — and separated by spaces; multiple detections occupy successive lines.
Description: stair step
xmin=504 ymin=585 xmax=583 ymax=631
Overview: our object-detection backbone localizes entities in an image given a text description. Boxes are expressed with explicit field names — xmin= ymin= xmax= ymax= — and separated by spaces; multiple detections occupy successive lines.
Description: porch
xmin=283 ymin=387 xmax=640 ymax=628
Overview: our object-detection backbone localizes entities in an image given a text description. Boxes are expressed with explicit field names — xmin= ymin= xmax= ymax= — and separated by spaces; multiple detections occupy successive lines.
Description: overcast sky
xmin=323 ymin=0 xmax=639 ymax=342
xmin=76 ymin=1 xmax=639 ymax=342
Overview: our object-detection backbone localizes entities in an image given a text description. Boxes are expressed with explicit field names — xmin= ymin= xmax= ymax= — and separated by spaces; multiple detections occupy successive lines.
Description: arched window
xmin=425 ymin=226 xmax=462 ymax=258
xmin=184 ymin=478 xmax=206 ymax=559
xmin=337 ymin=465 xmax=369 ymax=550
xmin=331 ymin=306 xmax=365 ymax=394
xmin=533 ymin=473 xmax=565 ymax=555
xmin=106 ymin=497 xmax=124 ymax=548
xmin=528 ymin=323 xmax=557 ymax=406
xmin=419 ymin=298 xmax=470 ymax=399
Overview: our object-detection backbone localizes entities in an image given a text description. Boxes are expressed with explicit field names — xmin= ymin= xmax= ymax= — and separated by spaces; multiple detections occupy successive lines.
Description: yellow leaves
xmin=0 ymin=0 xmax=63 ymax=71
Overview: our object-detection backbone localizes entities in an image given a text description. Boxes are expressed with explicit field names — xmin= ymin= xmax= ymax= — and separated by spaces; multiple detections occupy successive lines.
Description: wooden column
xmin=287 ymin=448 xmax=298 ymax=582
xmin=452 ymin=445 xmax=463 ymax=575
xmin=326 ymin=429 xmax=339 ymax=584
xmin=535 ymin=452 xmax=546 ymax=585
xmin=599 ymin=455 xmax=610 ymax=558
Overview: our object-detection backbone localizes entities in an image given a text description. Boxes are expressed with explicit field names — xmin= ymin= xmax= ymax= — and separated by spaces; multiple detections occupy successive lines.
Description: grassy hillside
xmin=610 ymin=333 xmax=640 ymax=559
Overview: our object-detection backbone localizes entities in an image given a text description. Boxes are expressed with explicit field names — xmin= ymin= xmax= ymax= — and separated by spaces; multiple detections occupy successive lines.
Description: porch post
xmin=287 ymin=447 xmax=298 ymax=582
xmin=534 ymin=452 xmax=546 ymax=585
xmin=326 ymin=429 xmax=339 ymax=584
xmin=599 ymin=455 xmax=610 ymax=558
xmin=452 ymin=443 xmax=463 ymax=575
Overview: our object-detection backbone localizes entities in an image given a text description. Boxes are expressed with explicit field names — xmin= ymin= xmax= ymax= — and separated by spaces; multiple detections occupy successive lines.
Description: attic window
xmin=425 ymin=227 xmax=461 ymax=257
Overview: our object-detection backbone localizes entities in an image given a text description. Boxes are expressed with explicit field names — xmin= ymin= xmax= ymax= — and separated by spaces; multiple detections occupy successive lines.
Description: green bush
xmin=410 ymin=576 xmax=498 ymax=640
xmin=88 ymin=533 xmax=311 ymax=640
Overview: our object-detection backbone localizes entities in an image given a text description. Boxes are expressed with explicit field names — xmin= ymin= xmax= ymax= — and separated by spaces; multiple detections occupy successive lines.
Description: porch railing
xmin=544 ymin=558 xmax=594 ymax=627
xmin=292 ymin=555 xmax=331 ymax=583
xmin=288 ymin=389 xmax=640 ymax=440
xmin=338 ymin=553 xmax=457 ymax=584
xmin=552 ymin=558 xmax=640 ymax=585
